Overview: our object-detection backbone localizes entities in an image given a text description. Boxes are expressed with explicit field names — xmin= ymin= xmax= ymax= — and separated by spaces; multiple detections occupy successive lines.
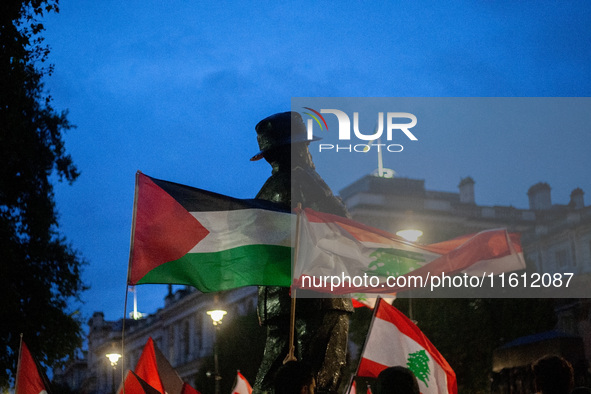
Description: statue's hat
xmin=250 ymin=111 xmax=321 ymax=161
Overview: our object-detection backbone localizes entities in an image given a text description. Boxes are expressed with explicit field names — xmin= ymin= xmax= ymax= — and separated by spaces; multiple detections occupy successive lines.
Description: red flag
xmin=118 ymin=370 xmax=162 ymax=394
xmin=16 ymin=341 xmax=48 ymax=394
xmin=134 ymin=337 xmax=184 ymax=394
xmin=358 ymin=299 xmax=457 ymax=394
xmin=135 ymin=338 xmax=165 ymax=393
xmin=231 ymin=371 xmax=253 ymax=394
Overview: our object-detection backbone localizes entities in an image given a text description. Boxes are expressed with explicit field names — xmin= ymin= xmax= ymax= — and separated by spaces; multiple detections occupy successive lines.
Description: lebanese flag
xmin=15 ymin=341 xmax=48 ymax=394
xmin=128 ymin=172 xmax=292 ymax=292
xmin=294 ymin=208 xmax=524 ymax=294
xmin=352 ymin=296 xmax=395 ymax=309
xmin=118 ymin=370 xmax=162 ymax=394
xmin=231 ymin=371 xmax=253 ymax=394
xmin=134 ymin=337 xmax=184 ymax=394
xmin=357 ymin=299 xmax=457 ymax=394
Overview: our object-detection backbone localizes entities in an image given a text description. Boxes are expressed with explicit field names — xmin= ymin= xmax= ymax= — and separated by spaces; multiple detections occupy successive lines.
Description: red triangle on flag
xmin=16 ymin=341 xmax=48 ymax=394
xmin=130 ymin=172 xmax=210 ymax=284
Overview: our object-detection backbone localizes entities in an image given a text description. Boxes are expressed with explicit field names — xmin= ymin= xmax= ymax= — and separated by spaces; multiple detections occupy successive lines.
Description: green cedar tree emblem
xmin=353 ymin=293 xmax=368 ymax=302
xmin=406 ymin=349 xmax=431 ymax=387
xmin=366 ymin=248 xmax=425 ymax=277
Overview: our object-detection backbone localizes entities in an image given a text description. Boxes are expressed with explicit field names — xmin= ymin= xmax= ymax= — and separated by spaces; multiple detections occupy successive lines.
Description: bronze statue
xmin=251 ymin=112 xmax=353 ymax=394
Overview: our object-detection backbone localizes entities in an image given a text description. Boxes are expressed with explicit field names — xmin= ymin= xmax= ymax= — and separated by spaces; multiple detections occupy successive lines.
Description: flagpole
xmin=344 ymin=374 xmax=355 ymax=394
xmin=120 ymin=286 xmax=130 ymax=394
xmin=15 ymin=333 xmax=23 ymax=394
xmin=354 ymin=297 xmax=382 ymax=377
xmin=376 ymin=137 xmax=383 ymax=177
xmin=127 ymin=171 xmax=141 ymax=290
xmin=120 ymin=171 xmax=141 ymax=394
xmin=283 ymin=203 xmax=303 ymax=364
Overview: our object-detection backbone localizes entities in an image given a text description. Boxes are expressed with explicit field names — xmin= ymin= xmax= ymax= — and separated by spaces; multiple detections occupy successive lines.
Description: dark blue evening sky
xmin=39 ymin=1 xmax=591 ymax=323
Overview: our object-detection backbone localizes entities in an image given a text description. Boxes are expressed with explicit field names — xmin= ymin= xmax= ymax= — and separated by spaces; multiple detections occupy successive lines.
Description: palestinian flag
xmin=128 ymin=172 xmax=293 ymax=292
xmin=357 ymin=299 xmax=457 ymax=394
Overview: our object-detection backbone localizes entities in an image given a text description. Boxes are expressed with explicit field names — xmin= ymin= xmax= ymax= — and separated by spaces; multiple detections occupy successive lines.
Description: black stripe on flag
xmin=148 ymin=174 xmax=289 ymax=213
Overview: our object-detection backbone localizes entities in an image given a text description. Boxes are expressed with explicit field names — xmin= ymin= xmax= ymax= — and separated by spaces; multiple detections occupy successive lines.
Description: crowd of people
xmin=270 ymin=355 xmax=590 ymax=394
xmin=532 ymin=355 xmax=590 ymax=394
xmin=272 ymin=361 xmax=420 ymax=394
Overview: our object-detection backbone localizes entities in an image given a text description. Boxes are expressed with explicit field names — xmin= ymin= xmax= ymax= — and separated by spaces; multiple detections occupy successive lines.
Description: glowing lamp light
xmin=106 ymin=352 xmax=122 ymax=367
xmin=396 ymin=229 xmax=423 ymax=242
xmin=207 ymin=309 xmax=227 ymax=325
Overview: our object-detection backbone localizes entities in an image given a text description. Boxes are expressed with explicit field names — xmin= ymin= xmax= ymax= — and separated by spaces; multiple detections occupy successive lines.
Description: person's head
xmin=375 ymin=366 xmax=420 ymax=394
xmin=251 ymin=112 xmax=318 ymax=168
xmin=532 ymin=355 xmax=574 ymax=394
xmin=274 ymin=361 xmax=315 ymax=394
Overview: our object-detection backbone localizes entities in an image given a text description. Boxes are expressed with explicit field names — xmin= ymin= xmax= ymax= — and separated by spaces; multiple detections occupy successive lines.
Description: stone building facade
xmin=55 ymin=286 xmax=256 ymax=394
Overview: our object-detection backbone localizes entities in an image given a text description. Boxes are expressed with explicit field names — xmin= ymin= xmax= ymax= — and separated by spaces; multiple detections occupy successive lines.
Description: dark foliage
xmin=0 ymin=0 xmax=86 ymax=388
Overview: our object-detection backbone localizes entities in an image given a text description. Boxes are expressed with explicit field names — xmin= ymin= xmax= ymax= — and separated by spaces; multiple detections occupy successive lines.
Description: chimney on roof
xmin=458 ymin=177 xmax=475 ymax=204
xmin=569 ymin=188 xmax=584 ymax=209
xmin=89 ymin=312 xmax=105 ymax=330
xmin=527 ymin=182 xmax=552 ymax=210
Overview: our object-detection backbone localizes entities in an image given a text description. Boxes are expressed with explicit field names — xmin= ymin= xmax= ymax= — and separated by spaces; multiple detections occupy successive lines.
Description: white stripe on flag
xmin=294 ymin=213 xmax=439 ymax=279
xmin=189 ymin=209 xmax=292 ymax=253
xmin=363 ymin=317 xmax=450 ymax=394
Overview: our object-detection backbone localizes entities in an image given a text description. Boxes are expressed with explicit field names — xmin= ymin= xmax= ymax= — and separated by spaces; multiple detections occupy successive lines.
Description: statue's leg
xmin=253 ymin=321 xmax=289 ymax=394
xmin=300 ymin=311 xmax=350 ymax=394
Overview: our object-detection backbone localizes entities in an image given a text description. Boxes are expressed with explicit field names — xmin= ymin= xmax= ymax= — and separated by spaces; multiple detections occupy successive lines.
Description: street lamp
xmin=396 ymin=228 xmax=423 ymax=243
xmin=106 ymin=352 xmax=122 ymax=366
xmin=106 ymin=347 xmax=122 ymax=394
xmin=396 ymin=228 xmax=423 ymax=323
xmin=207 ymin=302 xmax=227 ymax=394
xmin=207 ymin=309 xmax=227 ymax=325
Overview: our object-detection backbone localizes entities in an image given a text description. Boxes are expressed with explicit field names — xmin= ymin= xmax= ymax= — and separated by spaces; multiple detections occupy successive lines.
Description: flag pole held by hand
xmin=284 ymin=203 xmax=303 ymax=364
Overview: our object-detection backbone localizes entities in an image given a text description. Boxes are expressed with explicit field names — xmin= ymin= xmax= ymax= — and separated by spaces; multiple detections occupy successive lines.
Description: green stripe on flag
xmin=136 ymin=244 xmax=292 ymax=292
